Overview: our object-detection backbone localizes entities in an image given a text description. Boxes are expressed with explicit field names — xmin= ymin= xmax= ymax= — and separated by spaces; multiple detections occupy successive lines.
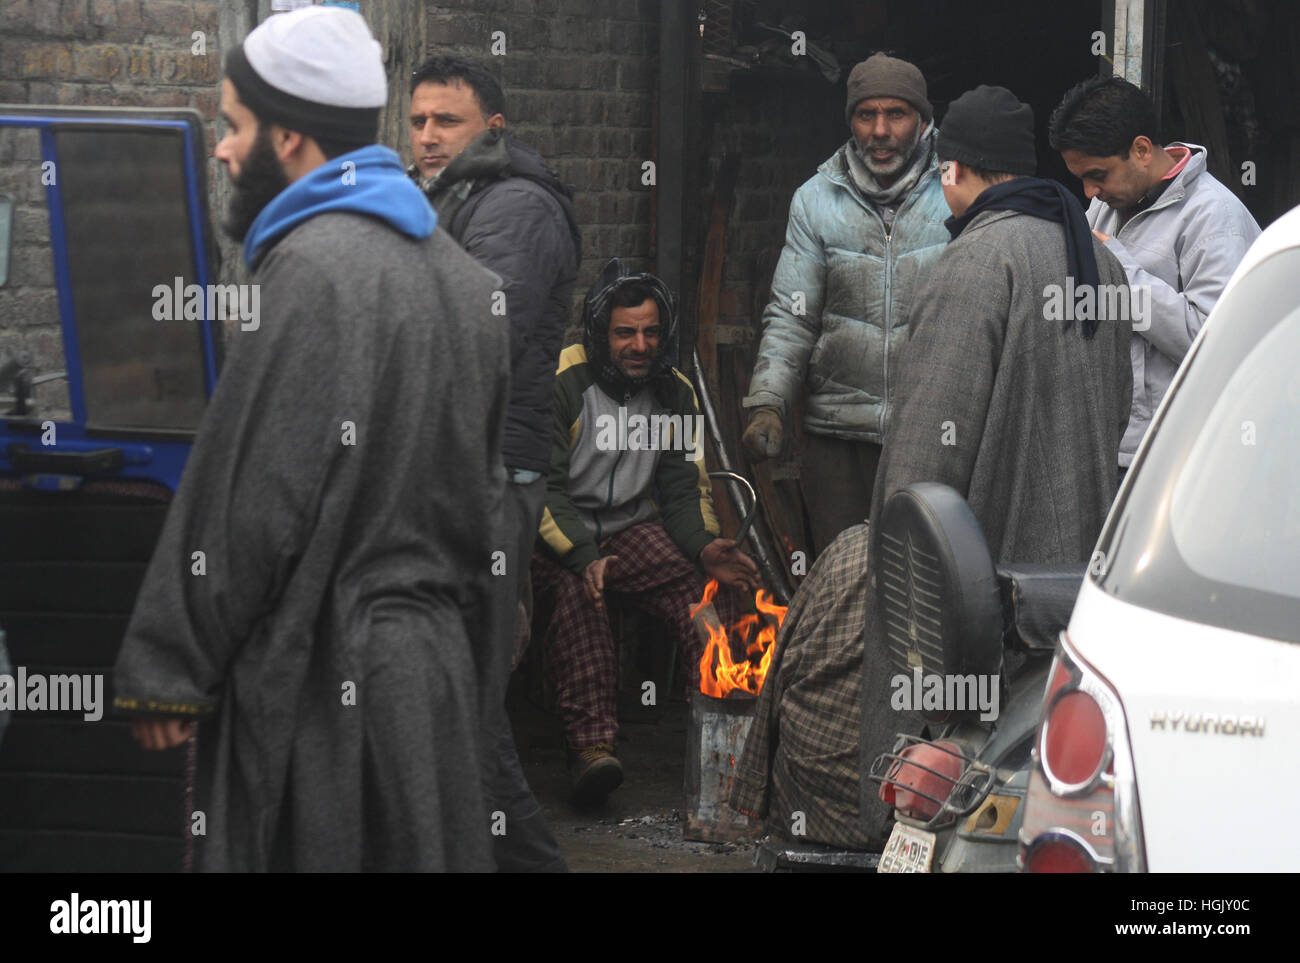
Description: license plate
xmin=878 ymin=822 xmax=937 ymax=873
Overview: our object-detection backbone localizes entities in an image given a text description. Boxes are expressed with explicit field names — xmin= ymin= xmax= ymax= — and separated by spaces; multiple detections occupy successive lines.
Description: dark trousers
xmin=799 ymin=433 xmax=883 ymax=558
xmin=532 ymin=522 xmax=740 ymax=749
xmin=483 ymin=476 xmax=567 ymax=872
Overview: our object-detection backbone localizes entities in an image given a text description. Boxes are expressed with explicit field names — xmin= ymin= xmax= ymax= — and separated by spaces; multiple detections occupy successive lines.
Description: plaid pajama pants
xmin=532 ymin=521 xmax=741 ymax=749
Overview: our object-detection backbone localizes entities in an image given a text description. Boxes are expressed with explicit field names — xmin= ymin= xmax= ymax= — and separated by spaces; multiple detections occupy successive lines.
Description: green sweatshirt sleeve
xmin=655 ymin=369 xmax=721 ymax=562
xmin=538 ymin=348 xmax=602 ymax=574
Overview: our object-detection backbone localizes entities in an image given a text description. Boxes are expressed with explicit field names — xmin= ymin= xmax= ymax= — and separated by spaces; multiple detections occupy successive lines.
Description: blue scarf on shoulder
xmin=243 ymin=145 xmax=435 ymax=269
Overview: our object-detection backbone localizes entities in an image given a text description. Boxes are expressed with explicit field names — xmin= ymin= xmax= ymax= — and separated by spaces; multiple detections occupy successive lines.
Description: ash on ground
xmin=509 ymin=681 xmax=760 ymax=872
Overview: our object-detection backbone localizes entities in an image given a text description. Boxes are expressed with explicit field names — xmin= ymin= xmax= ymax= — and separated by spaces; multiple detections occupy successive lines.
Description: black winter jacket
xmin=412 ymin=130 xmax=582 ymax=473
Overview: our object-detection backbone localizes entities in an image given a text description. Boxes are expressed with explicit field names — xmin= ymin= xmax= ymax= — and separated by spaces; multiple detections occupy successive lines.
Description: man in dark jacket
xmin=859 ymin=85 xmax=1134 ymax=842
xmin=116 ymin=7 xmax=505 ymax=871
xmin=868 ymin=85 xmax=1132 ymax=566
xmin=407 ymin=55 xmax=580 ymax=872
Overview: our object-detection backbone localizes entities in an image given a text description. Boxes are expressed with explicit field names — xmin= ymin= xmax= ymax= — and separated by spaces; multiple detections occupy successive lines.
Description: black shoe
xmin=567 ymin=743 xmax=623 ymax=806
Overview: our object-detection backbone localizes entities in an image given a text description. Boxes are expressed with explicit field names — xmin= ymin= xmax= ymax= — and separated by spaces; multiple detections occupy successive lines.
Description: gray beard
xmin=846 ymin=124 xmax=935 ymax=207
xmin=853 ymin=123 xmax=923 ymax=182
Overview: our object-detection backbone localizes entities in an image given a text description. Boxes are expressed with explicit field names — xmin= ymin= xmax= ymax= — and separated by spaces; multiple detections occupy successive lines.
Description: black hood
xmin=498 ymin=132 xmax=582 ymax=259
xmin=409 ymin=129 xmax=581 ymax=259
xmin=580 ymin=258 xmax=678 ymax=396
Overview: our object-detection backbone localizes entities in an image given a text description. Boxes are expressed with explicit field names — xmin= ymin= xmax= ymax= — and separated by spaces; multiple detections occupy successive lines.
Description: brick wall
xmin=1 ymin=0 xmax=224 ymax=166
xmin=2 ymin=1 xmax=223 ymax=112
xmin=0 ymin=126 xmax=66 ymax=413
xmin=1 ymin=0 xmax=660 ymax=388
xmin=1 ymin=0 xmax=227 ymax=405
xmin=411 ymin=0 xmax=659 ymax=330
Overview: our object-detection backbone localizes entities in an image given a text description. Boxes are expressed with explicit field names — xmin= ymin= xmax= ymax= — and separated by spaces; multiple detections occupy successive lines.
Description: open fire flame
xmin=688 ymin=579 xmax=788 ymax=698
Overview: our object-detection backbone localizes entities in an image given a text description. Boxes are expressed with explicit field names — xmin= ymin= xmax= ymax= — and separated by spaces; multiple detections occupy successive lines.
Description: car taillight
xmin=1018 ymin=632 xmax=1146 ymax=873
xmin=1043 ymin=689 xmax=1106 ymax=785
xmin=1022 ymin=835 xmax=1095 ymax=873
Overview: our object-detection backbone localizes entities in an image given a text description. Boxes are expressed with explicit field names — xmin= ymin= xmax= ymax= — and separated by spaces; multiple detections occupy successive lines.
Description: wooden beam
xmin=695 ymin=153 xmax=740 ymax=393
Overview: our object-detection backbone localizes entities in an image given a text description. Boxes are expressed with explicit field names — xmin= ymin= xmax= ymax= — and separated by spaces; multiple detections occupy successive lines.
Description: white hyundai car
xmin=1019 ymin=204 xmax=1300 ymax=873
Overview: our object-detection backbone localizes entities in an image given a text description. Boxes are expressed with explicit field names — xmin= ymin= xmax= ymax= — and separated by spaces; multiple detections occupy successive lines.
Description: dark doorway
xmin=689 ymin=0 xmax=1107 ymax=568
xmin=1160 ymin=0 xmax=1300 ymax=228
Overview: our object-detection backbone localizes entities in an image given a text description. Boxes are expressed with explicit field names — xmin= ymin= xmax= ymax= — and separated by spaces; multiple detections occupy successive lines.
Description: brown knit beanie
xmin=844 ymin=53 xmax=933 ymax=126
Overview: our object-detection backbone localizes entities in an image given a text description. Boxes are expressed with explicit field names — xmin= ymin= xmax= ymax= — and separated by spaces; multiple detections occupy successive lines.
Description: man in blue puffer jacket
xmin=742 ymin=53 xmax=951 ymax=556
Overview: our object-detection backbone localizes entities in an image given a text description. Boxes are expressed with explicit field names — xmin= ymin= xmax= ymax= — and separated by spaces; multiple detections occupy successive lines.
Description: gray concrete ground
xmin=507 ymin=681 xmax=759 ymax=873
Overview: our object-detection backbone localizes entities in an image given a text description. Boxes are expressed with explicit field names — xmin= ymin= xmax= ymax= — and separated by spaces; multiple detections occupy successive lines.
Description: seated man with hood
xmin=532 ymin=258 xmax=760 ymax=805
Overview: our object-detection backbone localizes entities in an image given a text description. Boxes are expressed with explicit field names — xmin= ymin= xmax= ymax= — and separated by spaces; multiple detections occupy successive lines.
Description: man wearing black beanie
xmin=857 ymin=85 xmax=1136 ymax=846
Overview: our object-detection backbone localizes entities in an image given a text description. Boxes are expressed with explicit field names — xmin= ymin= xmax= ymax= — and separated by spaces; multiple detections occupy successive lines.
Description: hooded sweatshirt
xmin=246 ymin=144 xmax=433 ymax=268
xmin=538 ymin=265 xmax=719 ymax=573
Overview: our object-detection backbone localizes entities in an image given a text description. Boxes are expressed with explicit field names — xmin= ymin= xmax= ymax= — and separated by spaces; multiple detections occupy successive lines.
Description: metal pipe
xmin=691 ymin=348 xmax=792 ymax=603
xmin=706 ymin=469 xmax=758 ymax=547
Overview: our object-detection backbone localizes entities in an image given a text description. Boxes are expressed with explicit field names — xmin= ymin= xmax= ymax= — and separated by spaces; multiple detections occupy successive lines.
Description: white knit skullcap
xmin=244 ymin=6 xmax=386 ymax=108
xmin=226 ymin=6 xmax=387 ymax=143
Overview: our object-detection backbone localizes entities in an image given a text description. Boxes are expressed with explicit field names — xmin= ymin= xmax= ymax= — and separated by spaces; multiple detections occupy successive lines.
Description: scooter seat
xmin=995 ymin=564 xmax=1087 ymax=652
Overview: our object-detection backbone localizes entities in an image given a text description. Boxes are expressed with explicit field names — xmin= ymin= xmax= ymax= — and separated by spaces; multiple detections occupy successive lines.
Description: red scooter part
xmin=879 ymin=741 xmax=965 ymax=822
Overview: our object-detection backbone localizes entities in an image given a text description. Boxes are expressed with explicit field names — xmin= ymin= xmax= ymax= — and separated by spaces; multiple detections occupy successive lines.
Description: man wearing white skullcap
xmin=114 ymin=6 xmax=506 ymax=873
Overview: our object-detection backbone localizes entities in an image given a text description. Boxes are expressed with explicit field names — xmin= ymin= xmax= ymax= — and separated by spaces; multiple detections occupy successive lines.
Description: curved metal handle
xmin=707 ymin=470 xmax=758 ymax=545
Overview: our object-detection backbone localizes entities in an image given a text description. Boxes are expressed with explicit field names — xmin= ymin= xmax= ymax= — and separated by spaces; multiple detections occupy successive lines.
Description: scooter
xmin=867 ymin=482 xmax=1085 ymax=873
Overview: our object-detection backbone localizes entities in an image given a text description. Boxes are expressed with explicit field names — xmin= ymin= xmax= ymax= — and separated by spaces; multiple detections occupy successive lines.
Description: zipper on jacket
xmin=1108 ymin=181 xmax=1188 ymax=441
xmin=598 ymin=448 xmax=626 ymax=542
xmin=1111 ymin=145 xmax=1200 ymax=238
xmin=882 ymin=227 xmax=893 ymax=430
xmin=849 ymin=195 xmax=896 ymax=437
xmin=861 ymin=176 xmax=931 ymax=434
xmin=606 ymin=449 xmax=626 ymax=505
xmin=1113 ymin=177 xmax=1187 ymax=240
xmin=831 ymin=149 xmax=938 ymax=438
xmin=594 ymin=390 xmax=632 ymax=546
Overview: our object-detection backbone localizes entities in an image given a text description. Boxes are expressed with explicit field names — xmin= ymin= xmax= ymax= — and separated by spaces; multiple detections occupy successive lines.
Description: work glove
xmin=742 ymin=406 xmax=785 ymax=461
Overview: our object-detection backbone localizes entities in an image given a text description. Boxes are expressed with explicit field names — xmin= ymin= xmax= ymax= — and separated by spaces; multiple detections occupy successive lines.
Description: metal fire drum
xmin=683 ymin=690 xmax=763 ymax=843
